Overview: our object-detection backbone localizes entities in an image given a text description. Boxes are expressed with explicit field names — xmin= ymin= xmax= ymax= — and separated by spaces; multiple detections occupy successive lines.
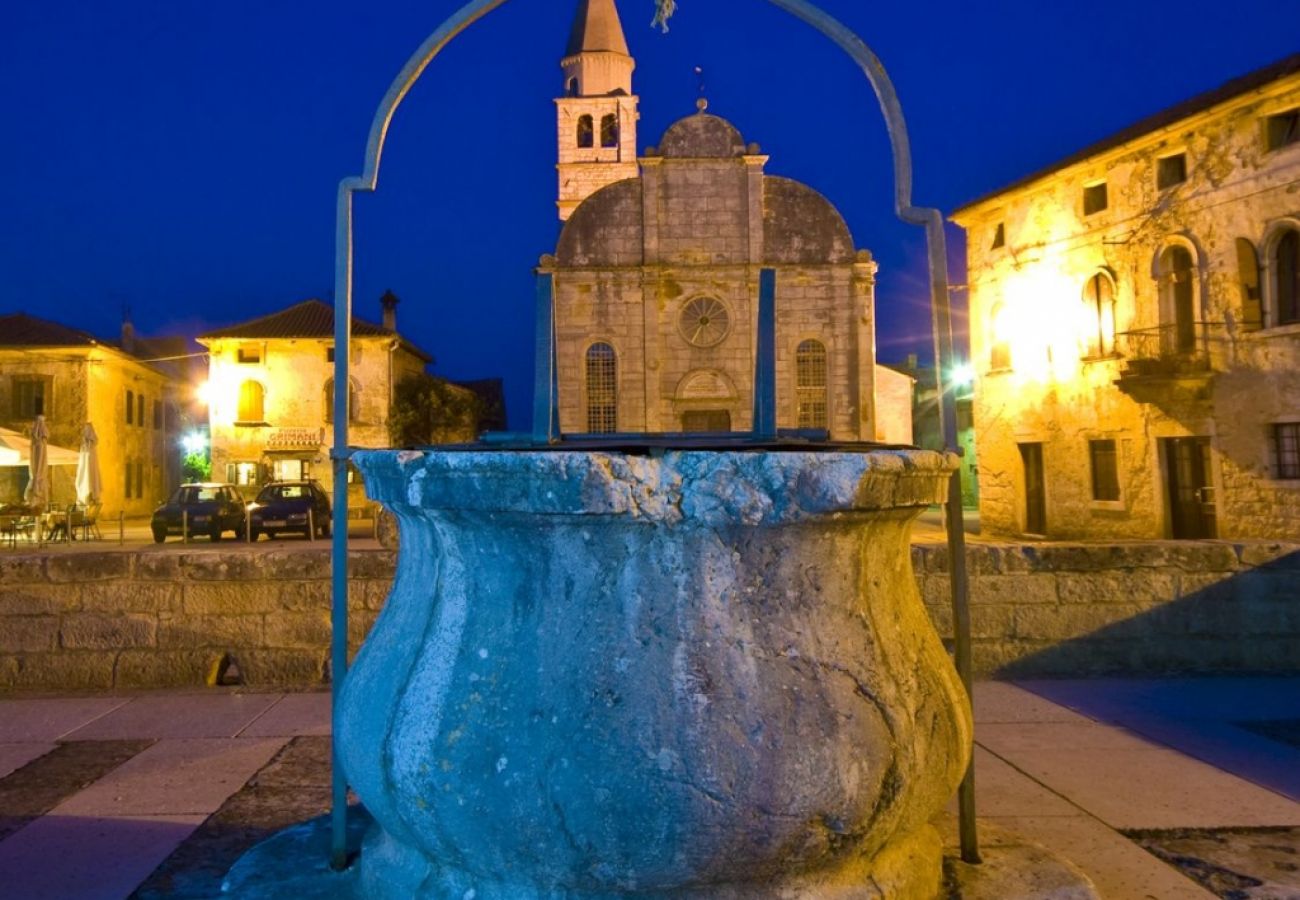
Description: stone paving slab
xmin=981 ymin=737 xmax=1300 ymax=830
xmin=55 ymin=738 xmax=287 ymax=818
xmin=972 ymin=682 xmax=1095 ymax=725
xmin=239 ymin=692 xmax=331 ymax=738
xmin=977 ymin=721 xmax=1169 ymax=753
xmin=0 ymin=742 xmax=56 ymax=780
xmin=986 ymin=814 xmax=1220 ymax=900
xmin=63 ymin=693 xmax=283 ymax=740
xmin=0 ymin=697 xmax=128 ymax=741
xmin=955 ymin=746 xmax=1081 ymax=819
xmin=1020 ymin=676 xmax=1300 ymax=721
xmin=0 ymin=813 xmax=206 ymax=900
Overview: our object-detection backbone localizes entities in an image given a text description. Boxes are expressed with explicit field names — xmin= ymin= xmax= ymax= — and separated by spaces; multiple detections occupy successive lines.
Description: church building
xmin=542 ymin=0 xmax=911 ymax=442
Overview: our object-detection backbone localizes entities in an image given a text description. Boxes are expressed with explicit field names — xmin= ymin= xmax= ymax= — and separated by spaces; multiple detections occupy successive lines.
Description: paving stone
xmin=239 ymin=692 xmax=331 ymax=737
xmin=0 ymin=697 xmax=128 ymax=741
xmin=0 ymin=740 xmax=154 ymax=841
xmin=973 ymin=682 xmax=1095 ymax=725
xmin=951 ymin=746 xmax=1081 ymax=819
xmin=0 ymin=812 xmax=205 ymax=900
xmin=986 ymin=814 xmax=1219 ymax=900
xmin=982 ymin=733 xmax=1300 ymax=829
xmin=55 ymin=737 xmax=287 ymax=817
xmin=63 ymin=693 xmax=282 ymax=740
xmin=0 ymin=742 xmax=56 ymax=780
xmin=976 ymin=721 xmax=1165 ymax=753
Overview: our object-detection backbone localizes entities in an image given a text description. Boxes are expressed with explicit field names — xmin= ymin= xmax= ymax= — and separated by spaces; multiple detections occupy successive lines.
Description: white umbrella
xmin=23 ymin=415 xmax=50 ymax=510
xmin=0 ymin=427 xmax=78 ymax=467
xmin=75 ymin=423 xmax=102 ymax=505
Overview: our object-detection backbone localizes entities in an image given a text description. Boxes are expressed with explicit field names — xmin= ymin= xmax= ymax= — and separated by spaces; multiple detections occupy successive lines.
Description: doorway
xmin=1163 ymin=437 xmax=1216 ymax=538
xmin=681 ymin=410 xmax=732 ymax=433
xmin=1019 ymin=442 xmax=1046 ymax=536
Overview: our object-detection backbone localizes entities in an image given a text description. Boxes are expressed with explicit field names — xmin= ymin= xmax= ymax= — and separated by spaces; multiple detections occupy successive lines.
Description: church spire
xmin=566 ymin=0 xmax=630 ymax=58
xmin=562 ymin=0 xmax=633 ymax=97
xmin=555 ymin=0 xmax=640 ymax=221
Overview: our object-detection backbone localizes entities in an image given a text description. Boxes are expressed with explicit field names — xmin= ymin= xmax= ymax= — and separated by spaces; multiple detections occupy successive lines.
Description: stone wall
xmin=2 ymin=540 xmax=1296 ymax=692
xmin=914 ymin=541 xmax=1300 ymax=677
xmin=0 ymin=549 xmax=393 ymax=692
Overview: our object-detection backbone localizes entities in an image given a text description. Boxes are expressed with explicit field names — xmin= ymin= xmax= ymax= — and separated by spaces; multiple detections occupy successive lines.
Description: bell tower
xmin=556 ymin=0 xmax=639 ymax=221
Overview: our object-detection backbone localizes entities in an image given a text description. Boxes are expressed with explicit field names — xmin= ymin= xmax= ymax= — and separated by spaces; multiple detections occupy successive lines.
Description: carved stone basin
xmin=338 ymin=448 xmax=971 ymax=899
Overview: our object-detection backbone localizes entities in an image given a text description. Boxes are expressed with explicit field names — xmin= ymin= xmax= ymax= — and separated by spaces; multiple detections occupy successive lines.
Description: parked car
xmin=249 ymin=481 xmax=332 ymax=541
xmin=151 ymin=483 xmax=247 ymax=543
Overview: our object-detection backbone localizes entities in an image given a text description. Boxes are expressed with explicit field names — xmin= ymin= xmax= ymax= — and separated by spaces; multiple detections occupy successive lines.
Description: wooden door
xmin=1019 ymin=443 xmax=1046 ymax=536
xmin=1165 ymin=437 xmax=1216 ymax=539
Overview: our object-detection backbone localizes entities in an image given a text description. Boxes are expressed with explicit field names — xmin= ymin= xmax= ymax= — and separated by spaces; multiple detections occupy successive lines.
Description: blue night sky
xmin=0 ymin=0 xmax=1293 ymax=427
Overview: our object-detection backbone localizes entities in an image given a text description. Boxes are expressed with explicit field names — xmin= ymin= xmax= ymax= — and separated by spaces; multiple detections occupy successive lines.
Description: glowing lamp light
xmin=181 ymin=432 xmax=208 ymax=455
xmin=197 ymin=380 xmax=215 ymax=406
xmin=950 ymin=364 xmax=975 ymax=387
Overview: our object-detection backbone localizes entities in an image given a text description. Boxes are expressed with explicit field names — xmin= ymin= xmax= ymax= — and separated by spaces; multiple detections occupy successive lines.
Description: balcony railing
xmin=1115 ymin=322 xmax=1225 ymax=380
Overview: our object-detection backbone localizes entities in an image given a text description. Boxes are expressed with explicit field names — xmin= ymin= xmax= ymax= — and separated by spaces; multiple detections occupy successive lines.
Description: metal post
xmin=182 ymin=508 xmax=188 ymax=544
xmin=309 ymin=507 xmax=316 ymax=543
xmin=532 ymin=272 xmax=559 ymax=443
xmin=246 ymin=505 xmax=253 ymax=543
xmin=329 ymin=181 xmax=356 ymax=871
xmin=753 ymin=268 xmax=777 ymax=439
xmin=119 ymin=510 xmax=124 ymax=545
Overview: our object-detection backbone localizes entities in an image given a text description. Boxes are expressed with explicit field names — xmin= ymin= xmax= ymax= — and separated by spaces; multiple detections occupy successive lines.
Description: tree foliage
xmin=389 ymin=373 xmax=485 ymax=446
xmin=182 ymin=451 xmax=211 ymax=482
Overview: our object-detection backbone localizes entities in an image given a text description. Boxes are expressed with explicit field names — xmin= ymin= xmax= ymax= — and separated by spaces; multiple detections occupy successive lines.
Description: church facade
xmin=543 ymin=0 xmax=911 ymax=442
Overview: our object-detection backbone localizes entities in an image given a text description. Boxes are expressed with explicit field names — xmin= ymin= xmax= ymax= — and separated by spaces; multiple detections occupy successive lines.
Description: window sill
xmin=1081 ymin=353 xmax=1122 ymax=364
xmin=1241 ymin=322 xmax=1300 ymax=339
xmin=1089 ymin=500 xmax=1127 ymax=513
xmin=234 ymin=421 xmax=270 ymax=428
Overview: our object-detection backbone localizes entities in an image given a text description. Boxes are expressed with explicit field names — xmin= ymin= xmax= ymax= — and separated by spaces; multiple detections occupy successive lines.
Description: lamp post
xmin=330 ymin=0 xmax=978 ymax=869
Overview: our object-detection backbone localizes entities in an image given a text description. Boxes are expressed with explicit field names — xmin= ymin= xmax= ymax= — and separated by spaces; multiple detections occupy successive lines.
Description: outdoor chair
xmin=69 ymin=502 xmax=102 ymax=541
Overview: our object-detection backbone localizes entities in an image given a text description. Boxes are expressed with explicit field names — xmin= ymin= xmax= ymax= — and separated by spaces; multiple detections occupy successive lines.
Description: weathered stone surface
xmin=239 ymin=650 xmax=325 ymax=686
xmin=45 ymin=553 xmax=131 ymax=583
xmin=977 ymin=574 xmax=1060 ymax=606
xmin=158 ymin=616 xmax=264 ymax=649
xmin=61 ymin=614 xmax=156 ymax=650
xmin=181 ymin=553 xmax=265 ymax=582
xmin=183 ymin=583 xmax=282 ymax=616
xmin=341 ymin=449 xmax=969 ymax=899
xmin=13 ymin=651 xmax=116 ymax=691
xmin=81 ymin=582 xmax=178 ymax=613
xmin=1014 ymin=605 xmax=1145 ymax=641
xmin=0 ymin=617 xmax=60 ymax=653
xmin=0 ymin=555 xmax=45 ymax=585
xmin=1 ymin=584 xmax=78 ymax=616
xmin=261 ymin=551 xmax=330 ymax=581
xmin=263 ymin=613 xmax=331 ymax=649
xmin=114 ymin=649 xmax=213 ymax=688
xmin=346 ymin=551 xmax=395 ymax=580
xmin=136 ymin=553 xmax=182 ymax=580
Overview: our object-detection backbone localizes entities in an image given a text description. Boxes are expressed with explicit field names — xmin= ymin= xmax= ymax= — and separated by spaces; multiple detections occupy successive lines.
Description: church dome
xmin=556 ymin=179 xmax=643 ymax=267
xmin=659 ymin=113 xmax=747 ymax=158
xmin=762 ymin=177 xmax=856 ymax=264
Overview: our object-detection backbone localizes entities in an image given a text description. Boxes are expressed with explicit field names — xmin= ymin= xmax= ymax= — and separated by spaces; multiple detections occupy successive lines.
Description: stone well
xmin=336 ymin=448 xmax=971 ymax=899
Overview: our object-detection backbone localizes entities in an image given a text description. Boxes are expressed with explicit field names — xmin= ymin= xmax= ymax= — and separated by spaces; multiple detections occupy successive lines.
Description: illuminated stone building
xmin=198 ymin=296 xmax=440 ymax=503
xmin=953 ymin=55 xmax=1300 ymax=540
xmin=0 ymin=312 xmax=179 ymax=515
xmin=543 ymin=0 xmax=912 ymax=442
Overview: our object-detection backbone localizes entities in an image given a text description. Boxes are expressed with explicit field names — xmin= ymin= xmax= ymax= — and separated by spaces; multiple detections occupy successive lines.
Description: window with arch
xmin=324 ymin=378 xmax=358 ymax=425
xmin=586 ymin=343 xmax=617 ymax=434
xmin=989 ymin=303 xmax=1012 ymax=371
xmin=600 ymin=114 xmax=618 ymax=148
xmin=566 ymin=77 xmax=579 ymax=98
xmin=1157 ymin=245 xmax=1197 ymax=354
xmin=1082 ymin=272 xmax=1116 ymax=359
xmin=795 ymin=340 xmax=828 ymax=429
xmin=1273 ymin=227 xmax=1300 ymax=327
xmin=577 ymin=115 xmax=594 ymax=149
xmin=237 ymin=380 xmax=265 ymax=423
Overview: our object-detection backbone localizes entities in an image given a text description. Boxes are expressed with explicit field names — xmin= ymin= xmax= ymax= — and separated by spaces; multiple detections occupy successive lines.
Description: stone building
xmin=198 ymin=296 xmax=449 ymax=504
xmin=953 ymin=54 xmax=1300 ymax=540
xmin=544 ymin=0 xmax=912 ymax=441
xmin=0 ymin=312 xmax=179 ymax=516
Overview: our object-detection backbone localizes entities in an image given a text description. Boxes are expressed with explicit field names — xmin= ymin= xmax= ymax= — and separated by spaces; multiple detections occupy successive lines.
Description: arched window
xmin=600 ymin=114 xmax=618 ymax=148
xmin=567 ymin=77 xmax=579 ymax=98
xmin=324 ymin=378 xmax=358 ymax=425
xmin=577 ymin=115 xmax=594 ymax=149
xmin=989 ymin=303 xmax=1012 ymax=371
xmin=1158 ymin=245 xmax=1196 ymax=353
xmin=586 ymin=343 xmax=617 ymax=434
xmin=1082 ymin=272 xmax=1116 ymax=358
xmin=1273 ymin=228 xmax=1300 ymax=327
xmin=1236 ymin=238 xmax=1263 ymax=332
xmin=237 ymin=380 xmax=264 ymax=423
xmin=795 ymin=340 xmax=828 ymax=429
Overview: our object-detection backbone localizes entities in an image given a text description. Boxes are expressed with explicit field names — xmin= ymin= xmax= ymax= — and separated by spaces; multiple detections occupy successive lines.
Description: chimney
xmin=380 ymin=290 xmax=400 ymax=332
xmin=121 ymin=308 xmax=136 ymax=355
xmin=906 ymin=353 xmax=918 ymax=372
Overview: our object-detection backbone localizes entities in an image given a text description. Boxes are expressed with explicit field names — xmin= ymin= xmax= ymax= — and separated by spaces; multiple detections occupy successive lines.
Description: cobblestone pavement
xmin=0 ymin=679 xmax=1297 ymax=899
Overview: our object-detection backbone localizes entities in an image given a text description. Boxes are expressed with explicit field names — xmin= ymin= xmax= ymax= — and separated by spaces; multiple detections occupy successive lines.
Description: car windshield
xmin=177 ymin=486 xmax=221 ymax=504
xmin=257 ymin=485 xmax=308 ymax=502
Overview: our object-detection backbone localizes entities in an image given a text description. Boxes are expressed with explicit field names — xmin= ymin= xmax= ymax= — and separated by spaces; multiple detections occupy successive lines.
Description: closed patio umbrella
xmin=23 ymin=415 xmax=49 ymax=510
xmin=75 ymin=423 xmax=102 ymax=505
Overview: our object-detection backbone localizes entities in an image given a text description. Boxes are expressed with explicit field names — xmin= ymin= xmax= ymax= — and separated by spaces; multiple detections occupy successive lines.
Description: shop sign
xmin=266 ymin=427 xmax=324 ymax=451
